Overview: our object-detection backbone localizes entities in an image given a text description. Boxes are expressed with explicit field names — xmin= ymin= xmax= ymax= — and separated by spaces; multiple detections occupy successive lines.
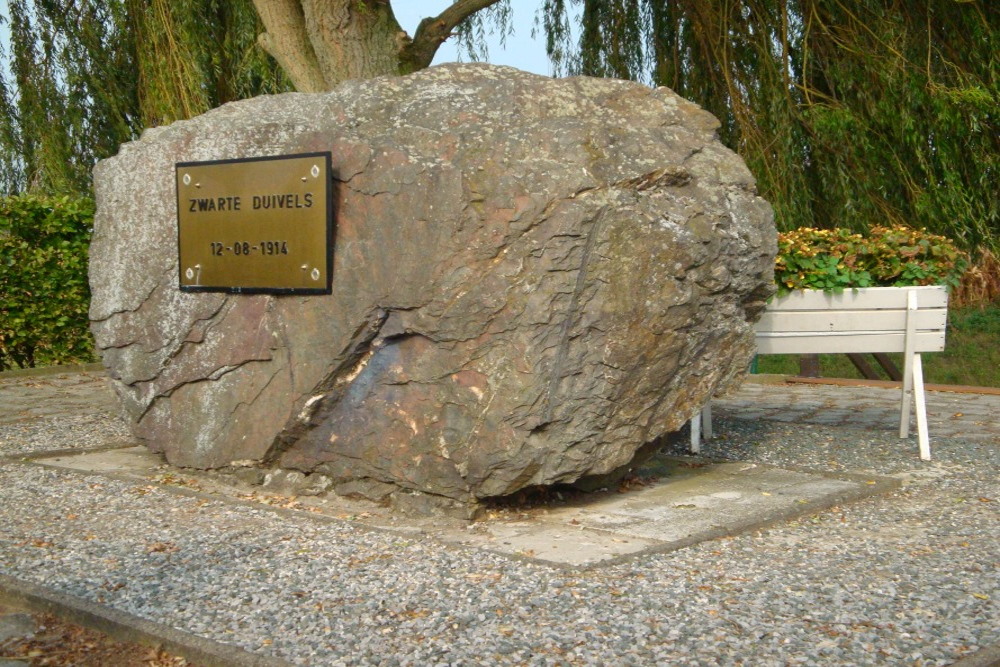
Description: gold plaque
xmin=176 ymin=152 xmax=332 ymax=294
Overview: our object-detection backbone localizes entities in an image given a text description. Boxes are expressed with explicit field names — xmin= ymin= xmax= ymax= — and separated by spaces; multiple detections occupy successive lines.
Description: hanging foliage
xmin=549 ymin=0 xmax=998 ymax=257
xmin=127 ymin=0 xmax=289 ymax=127
xmin=0 ymin=0 xmax=290 ymax=195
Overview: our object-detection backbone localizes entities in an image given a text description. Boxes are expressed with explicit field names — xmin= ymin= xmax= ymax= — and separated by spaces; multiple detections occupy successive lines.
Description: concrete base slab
xmin=40 ymin=446 xmax=163 ymax=473
xmin=33 ymin=448 xmax=898 ymax=567
xmin=0 ymin=612 xmax=36 ymax=642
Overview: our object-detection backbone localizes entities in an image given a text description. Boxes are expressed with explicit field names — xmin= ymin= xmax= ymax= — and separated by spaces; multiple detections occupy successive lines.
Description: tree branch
xmin=402 ymin=0 xmax=504 ymax=72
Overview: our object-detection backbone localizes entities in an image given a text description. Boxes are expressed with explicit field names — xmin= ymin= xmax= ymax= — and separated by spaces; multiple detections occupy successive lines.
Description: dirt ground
xmin=0 ymin=604 xmax=193 ymax=666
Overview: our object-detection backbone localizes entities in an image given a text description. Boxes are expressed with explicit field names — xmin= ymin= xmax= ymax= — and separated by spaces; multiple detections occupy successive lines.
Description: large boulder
xmin=90 ymin=63 xmax=775 ymax=506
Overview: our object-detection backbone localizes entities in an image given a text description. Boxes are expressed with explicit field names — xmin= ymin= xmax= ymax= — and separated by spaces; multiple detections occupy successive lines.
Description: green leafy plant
xmin=0 ymin=194 xmax=95 ymax=371
xmin=775 ymin=226 xmax=968 ymax=296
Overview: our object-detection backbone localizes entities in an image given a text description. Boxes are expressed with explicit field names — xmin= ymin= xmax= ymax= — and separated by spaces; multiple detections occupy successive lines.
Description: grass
xmin=755 ymin=304 xmax=1000 ymax=388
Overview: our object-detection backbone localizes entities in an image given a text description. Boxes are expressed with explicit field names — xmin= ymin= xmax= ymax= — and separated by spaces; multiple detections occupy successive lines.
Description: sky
xmin=393 ymin=1 xmax=563 ymax=76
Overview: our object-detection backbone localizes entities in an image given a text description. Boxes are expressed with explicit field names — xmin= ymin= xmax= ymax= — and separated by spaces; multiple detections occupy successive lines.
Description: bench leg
xmin=690 ymin=412 xmax=702 ymax=454
xmin=913 ymin=354 xmax=930 ymax=460
xmin=900 ymin=354 xmax=913 ymax=440
xmin=900 ymin=290 xmax=931 ymax=460
xmin=702 ymin=404 xmax=713 ymax=440
xmin=689 ymin=405 xmax=713 ymax=454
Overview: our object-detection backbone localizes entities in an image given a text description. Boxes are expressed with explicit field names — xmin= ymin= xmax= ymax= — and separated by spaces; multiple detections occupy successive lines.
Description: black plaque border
xmin=176 ymin=151 xmax=334 ymax=296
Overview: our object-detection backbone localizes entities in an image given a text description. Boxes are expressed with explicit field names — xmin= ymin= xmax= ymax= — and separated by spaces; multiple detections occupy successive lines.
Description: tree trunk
xmin=301 ymin=0 xmax=405 ymax=85
xmin=251 ymin=0 xmax=503 ymax=91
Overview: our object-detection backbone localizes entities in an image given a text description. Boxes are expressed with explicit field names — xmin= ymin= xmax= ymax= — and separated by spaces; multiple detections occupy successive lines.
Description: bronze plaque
xmin=176 ymin=152 xmax=333 ymax=294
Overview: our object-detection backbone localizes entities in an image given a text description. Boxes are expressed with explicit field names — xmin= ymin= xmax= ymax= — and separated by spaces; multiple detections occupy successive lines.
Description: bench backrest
xmin=754 ymin=285 xmax=948 ymax=355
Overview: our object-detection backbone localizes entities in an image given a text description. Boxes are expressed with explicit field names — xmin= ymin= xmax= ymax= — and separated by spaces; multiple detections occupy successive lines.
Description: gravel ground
xmin=0 ymin=412 xmax=996 ymax=666
xmin=0 ymin=413 xmax=134 ymax=459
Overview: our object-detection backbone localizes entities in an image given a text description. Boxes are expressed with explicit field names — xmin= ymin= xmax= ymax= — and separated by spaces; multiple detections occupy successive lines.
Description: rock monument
xmin=90 ymin=63 xmax=775 ymax=510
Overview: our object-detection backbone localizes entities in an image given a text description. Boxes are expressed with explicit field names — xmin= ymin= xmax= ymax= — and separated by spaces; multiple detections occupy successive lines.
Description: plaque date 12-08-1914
xmin=209 ymin=241 xmax=289 ymax=257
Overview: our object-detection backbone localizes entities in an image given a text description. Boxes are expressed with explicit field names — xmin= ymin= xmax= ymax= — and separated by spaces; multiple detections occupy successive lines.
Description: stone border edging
xmin=783 ymin=375 xmax=1000 ymax=396
xmin=0 ymin=574 xmax=292 ymax=667
xmin=948 ymin=643 xmax=1000 ymax=667
xmin=0 ymin=443 xmax=134 ymax=465
xmin=0 ymin=362 xmax=105 ymax=379
xmin=747 ymin=373 xmax=1000 ymax=395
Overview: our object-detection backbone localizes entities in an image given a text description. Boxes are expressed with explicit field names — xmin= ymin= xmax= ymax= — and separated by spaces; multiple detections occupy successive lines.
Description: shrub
xmin=0 ymin=194 xmax=95 ymax=371
xmin=951 ymin=249 xmax=1000 ymax=309
xmin=775 ymin=226 xmax=968 ymax=296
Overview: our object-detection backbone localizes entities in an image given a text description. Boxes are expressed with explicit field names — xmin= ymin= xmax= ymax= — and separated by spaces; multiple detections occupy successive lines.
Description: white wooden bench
xmin=691 ymin=285 xmax=949 ymax=460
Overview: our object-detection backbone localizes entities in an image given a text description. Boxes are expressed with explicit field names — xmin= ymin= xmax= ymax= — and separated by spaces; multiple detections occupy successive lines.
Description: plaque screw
xmin=182 ymin=174 xmax=191 ymax=185
xmin=311 ymin=268 xmax=321 ymax=281
xmin=185 ymin=268 xmax=194 ymax=279
xmin=311 ymin=165 xmax=320 ymax=178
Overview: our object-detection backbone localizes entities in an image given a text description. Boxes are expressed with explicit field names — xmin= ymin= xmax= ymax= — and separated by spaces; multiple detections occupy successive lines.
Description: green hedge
xmin=0 ymin=194 xmax=95 ymax=371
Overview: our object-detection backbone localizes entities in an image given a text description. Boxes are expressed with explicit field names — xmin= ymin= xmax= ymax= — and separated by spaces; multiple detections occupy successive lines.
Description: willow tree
xmin=0 ymin=0 xmax=289 ymax=194
xmin=0 ymin=0 xmax=136 ymax=193
xmin=549 ymin=0 xmax=998 ymax=257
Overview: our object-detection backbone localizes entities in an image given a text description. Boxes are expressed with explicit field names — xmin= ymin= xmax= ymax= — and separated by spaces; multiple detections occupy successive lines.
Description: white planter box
xmin=754 ymin=285 xmax=948 ymax=355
